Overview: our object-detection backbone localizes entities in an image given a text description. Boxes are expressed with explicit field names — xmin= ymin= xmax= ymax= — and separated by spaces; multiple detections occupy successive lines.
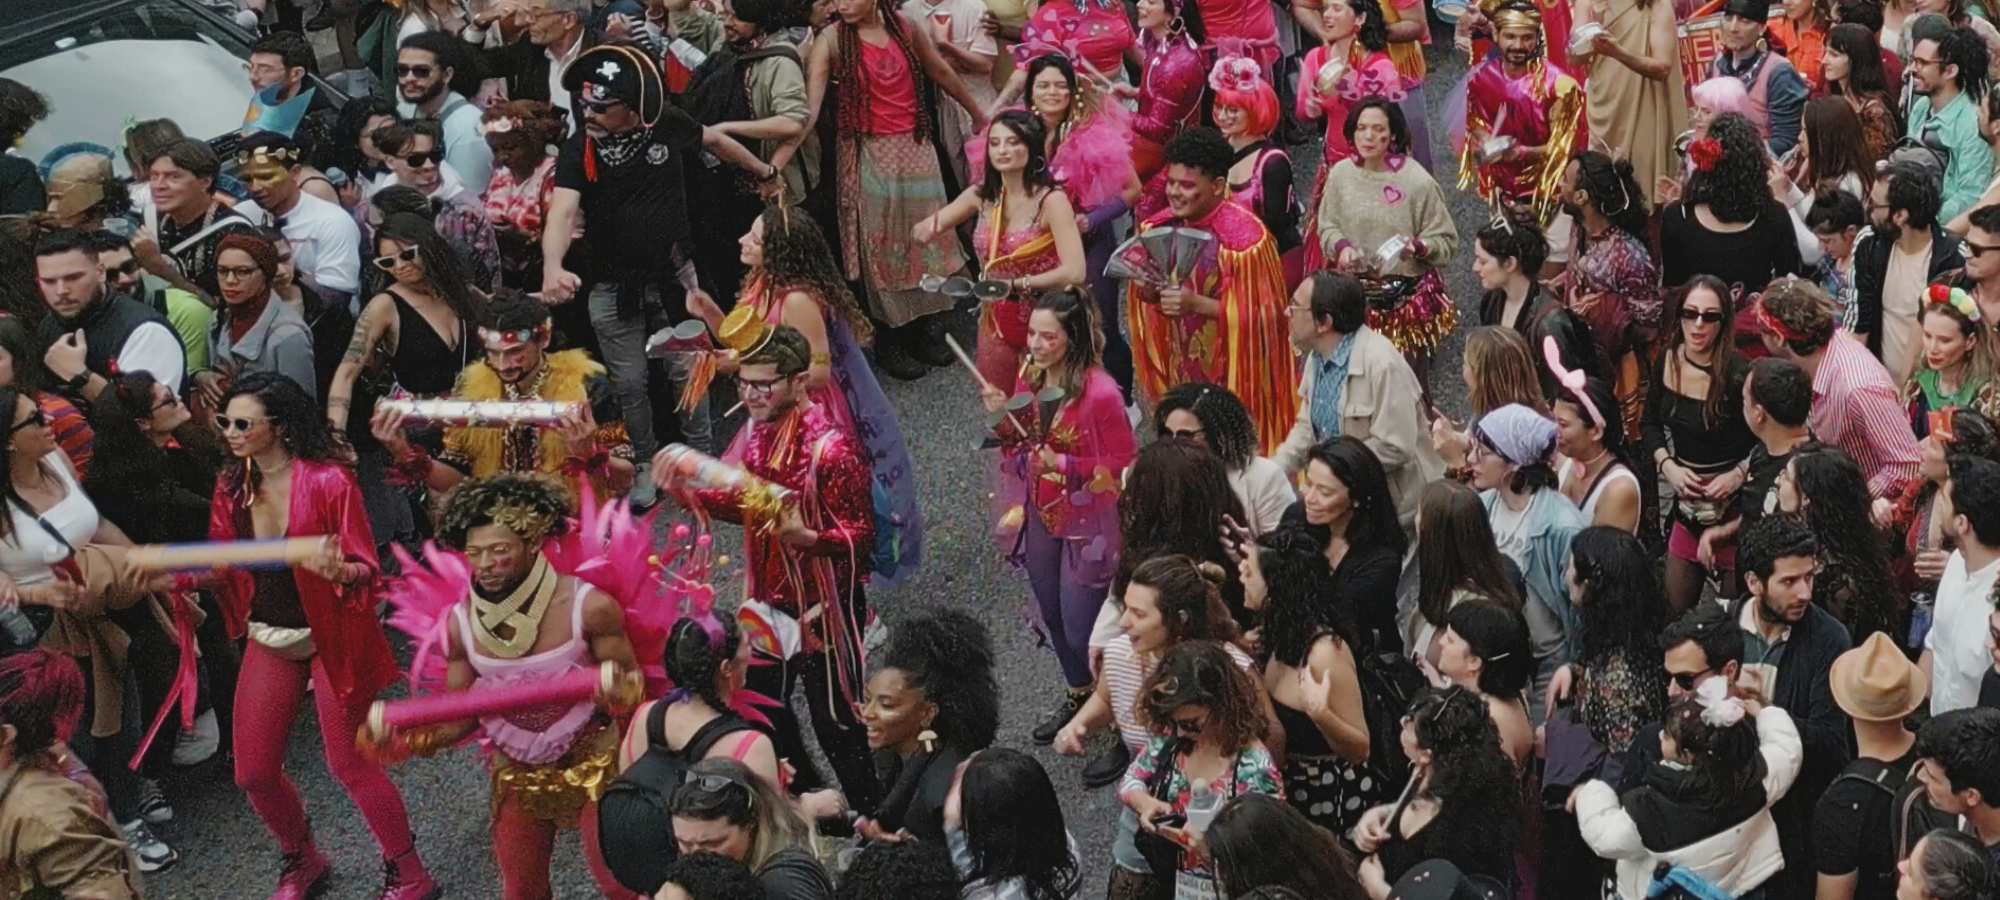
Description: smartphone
xmin=1150 ymin=813 xmax=1186 ymax=829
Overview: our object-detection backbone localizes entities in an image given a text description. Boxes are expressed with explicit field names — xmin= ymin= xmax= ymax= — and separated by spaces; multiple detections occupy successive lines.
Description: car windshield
xmin=0 ymin=0 xmax=255 ymax=171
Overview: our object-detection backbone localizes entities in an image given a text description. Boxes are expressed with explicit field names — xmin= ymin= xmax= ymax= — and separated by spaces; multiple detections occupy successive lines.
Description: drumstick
xmin=944 ymin=334 xmax=1032 ymax=436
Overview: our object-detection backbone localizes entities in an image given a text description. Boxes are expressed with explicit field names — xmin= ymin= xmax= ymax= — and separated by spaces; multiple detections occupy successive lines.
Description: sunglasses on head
xmin=373 ymin=247 xmax=421 ymax=271
xmin=685 ymin=773 xmax=753 ymax=808
xmin=215 ymin=415 xmax=268 ymax=433
xmin=394 ymin=64 xmax=436 ymax=79
xmin=400 ymin=149 xmax=444 ymax=168
xmin=1679 ymin=308 xmax=1725 ymax=323
xmin=10 ymin=408 xmax=45 ymax=434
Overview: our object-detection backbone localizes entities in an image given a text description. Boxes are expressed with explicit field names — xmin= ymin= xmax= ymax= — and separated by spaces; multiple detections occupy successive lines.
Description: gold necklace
xmin=470 ymin=555 xmax=560 ymax=659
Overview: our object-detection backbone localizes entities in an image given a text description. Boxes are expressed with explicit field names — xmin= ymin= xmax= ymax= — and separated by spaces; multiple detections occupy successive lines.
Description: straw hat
xmin=1829 ymin=632 xmax=1929 ymax=722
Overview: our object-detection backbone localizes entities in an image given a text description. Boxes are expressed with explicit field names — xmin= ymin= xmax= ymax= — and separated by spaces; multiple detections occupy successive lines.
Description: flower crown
xmin=1207 ymin=55 xmax=1264 ymax=94
xmin=479 ymin=117 xmax=519 ymax=136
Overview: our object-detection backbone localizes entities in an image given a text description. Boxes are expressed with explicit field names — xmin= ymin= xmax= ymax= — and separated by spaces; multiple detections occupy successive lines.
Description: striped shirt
xmin=1102 ymin=635 xmax=1255 ymax=756
xmin=39 ymin=393 xmax=92 ymax=478
xmin=1807 ymin=336 xmax=1918 ymax=498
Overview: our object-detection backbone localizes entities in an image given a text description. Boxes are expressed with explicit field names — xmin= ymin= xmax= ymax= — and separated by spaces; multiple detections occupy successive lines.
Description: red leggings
xmin=490 ymin=796 xmax=638 ymax=900
xmin=232 ymin=641 xmax=416 ymax=859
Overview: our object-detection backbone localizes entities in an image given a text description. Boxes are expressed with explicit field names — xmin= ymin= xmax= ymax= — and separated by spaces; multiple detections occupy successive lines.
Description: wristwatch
xmin=62 ymin=372 xmax=90 ymax=393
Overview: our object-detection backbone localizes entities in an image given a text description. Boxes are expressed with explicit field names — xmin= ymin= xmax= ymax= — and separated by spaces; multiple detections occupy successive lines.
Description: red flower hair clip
xmin=1688 ymin=136 xmax=1722 ymax=173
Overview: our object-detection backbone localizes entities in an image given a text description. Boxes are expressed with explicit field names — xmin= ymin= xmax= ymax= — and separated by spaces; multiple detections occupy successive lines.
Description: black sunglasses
xmin=10 ymin=408 xmax=44 ymax=434
xmin=394 ymin=64 xmax=436 ymax=79
xmin=400 ymin=149 xmax=445 ymax=168
xmin=373 ymin=247 xmax=421 ymax=271
xmin=684 ymin=773 xmax=753 ymax=809
xmin=578 ymin=98 xmax=626 ymax=115
xmin=1678 ymin=308 xmax=1725 ymax=324
xmin=1669 ymin=667 xmax=1715 ymax=691
xmin=1171 ymin=716 xmax=1203 ymax=736
xmin=108 ymin=259 xmax=143 ymax=277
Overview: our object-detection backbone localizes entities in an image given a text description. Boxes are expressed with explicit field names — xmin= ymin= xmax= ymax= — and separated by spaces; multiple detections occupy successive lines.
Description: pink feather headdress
xmin=1208 ymin=55 xmax=1264 ymax=94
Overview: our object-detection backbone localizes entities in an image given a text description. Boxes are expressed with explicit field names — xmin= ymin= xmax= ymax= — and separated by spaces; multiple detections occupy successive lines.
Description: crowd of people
xmin=12 ymin=0 xmax=2000 ymax=896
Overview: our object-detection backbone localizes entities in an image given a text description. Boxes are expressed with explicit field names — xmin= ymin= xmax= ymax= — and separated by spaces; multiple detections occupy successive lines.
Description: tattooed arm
xmin=326 ymin=293 xmax=398 ymax=433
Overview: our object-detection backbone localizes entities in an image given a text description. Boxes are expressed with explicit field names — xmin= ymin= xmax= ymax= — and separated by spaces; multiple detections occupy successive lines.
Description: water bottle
xmin=0 ymin=604 xmax=34 ymax=646
xmin=1184 ymin=781 xmax=1222 ymax=836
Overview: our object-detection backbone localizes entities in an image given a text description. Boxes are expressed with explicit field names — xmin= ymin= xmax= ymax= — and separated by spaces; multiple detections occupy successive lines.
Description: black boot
xmin=1031 ymin=687 xmax=1091 ymax=745
xmin=907 ymin=313 xmax=956 ymax=367
xmin=1082 ymin=727 xmax=1132 ymax=788
xmin=872 ymin=326 xmax=931 ymax=381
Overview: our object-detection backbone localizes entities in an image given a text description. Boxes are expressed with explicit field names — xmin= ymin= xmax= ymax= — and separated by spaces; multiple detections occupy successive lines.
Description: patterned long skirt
xmin=836 ymin=131 xmax=964 ymax=328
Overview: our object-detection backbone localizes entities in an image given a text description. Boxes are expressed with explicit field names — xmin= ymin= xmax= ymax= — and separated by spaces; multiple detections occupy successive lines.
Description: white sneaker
xmin=172 ymin=708 xmax=218 ymax=767
xmin=630 ymin=462 xmax=659 ymax=510
xmin=120 ymin=820 xmax=178 ymax=873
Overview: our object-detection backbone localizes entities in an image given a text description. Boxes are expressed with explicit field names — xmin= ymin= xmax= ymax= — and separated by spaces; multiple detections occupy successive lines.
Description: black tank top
xmin=385 ymin=288 xmax=468 ymax=395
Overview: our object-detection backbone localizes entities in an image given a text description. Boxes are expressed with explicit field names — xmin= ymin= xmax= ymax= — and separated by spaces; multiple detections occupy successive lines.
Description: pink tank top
xmin=455 ymin=582 xmax=597 ymax=764
xmin=859 ymin=37 xmax=918 ymax=135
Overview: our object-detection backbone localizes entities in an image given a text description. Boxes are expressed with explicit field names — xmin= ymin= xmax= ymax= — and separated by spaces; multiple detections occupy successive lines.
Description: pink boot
xmin=269 ymin=846 xmax=330 ymax=900
xmin=376 ymin=847 xmax=441 ymax=900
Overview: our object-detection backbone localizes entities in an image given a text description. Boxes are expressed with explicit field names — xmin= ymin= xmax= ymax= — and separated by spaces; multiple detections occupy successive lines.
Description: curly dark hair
xmin=332 ymin=95 xmax=398 ymax=174
xmin=1154 ymin=382 xmax=1259 ymax=470
xmin=1568 ymin=150 xmax=1649 ymax=239
xmin=876 ymin=607 xmax=999 ymax=755
xmin=1569 ymin=526 xmax=1669 ymax=666
xmin=1116 ymin=437 xmax=1246 ymax=611
xmin=0 ymin=80 xmax=49 ymax=146
xmin=434 ymin=472 xmax=574 ymax=549
xmin=1255 ymin=527 xmax=1357 ymax=667
xmin=1164 ymin=127 xmax=1235 ymax=179
xmin=218 ymin=372 xmax=348 ymax=500
xmin=1684 ymin=113 xmax=1770 ymax=224
xmin=754 ymin=205 xmax=872 ymax=342
xmin=834 ymin=840 xmax=960 ymax=900
xmin=1406 ymin=686 xmax=1522 ymax=851
xmin=1345 ymin=0 xmax=1392 ymax=51
xmin=1663 ymin=689 xmax=1763 ymax=803
xmin=374 ymin=213 xmax=485 ymax=326
xmin=1137 ymin=640 xmax=1267 ymax=752
xmin=1788 ymin=446 xmax=1897 ymax=639
xmin=662 ymin=852 xmax=767 ymax=900
xmin=662 ymin=612 xmax=743 ymax=716
xmin=1209 ymin=794 xmax=1366 ymax=900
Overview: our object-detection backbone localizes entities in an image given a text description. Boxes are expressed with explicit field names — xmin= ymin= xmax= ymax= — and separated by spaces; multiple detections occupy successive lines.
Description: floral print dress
xmin=1121 ymin=735 xmax=1283 ymax=877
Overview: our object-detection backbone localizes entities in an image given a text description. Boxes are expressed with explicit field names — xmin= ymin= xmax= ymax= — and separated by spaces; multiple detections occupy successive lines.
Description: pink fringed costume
xmin=1449 ymin=52 xmax=1587 ymax=222
xmin=1125 ymin=201 xmax=1299 ymax=455
xmin=990 ymin=366 xmax=1137 ymax=687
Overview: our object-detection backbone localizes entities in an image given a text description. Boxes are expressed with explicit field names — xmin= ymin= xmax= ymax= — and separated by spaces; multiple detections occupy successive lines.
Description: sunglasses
xmin=685 ymin=773 xmax=753 ymax=808
xmin=578 ymin=98 xmax=626 ymax=115
xmin=394 ymin=64 xmax=435 ymax=78
xmin=373 ymin=247 xmax=421 ymax=271
xmin=1171 ymin=716 xmax=1203 ymax=736
xmin=152 ymin=395 xmax=181 ymax=413
xmin=399 ymin=149 xmax=445 ymax=168
xmin=1668 ymin=667 xmax=1715 ymax=691
xmin=108 ymin=259 xmax=143 ymax=278
xmin=10 ymin=408 xmax=44 ymax=434
xmin=215 ymin=415 xmax=269 ymax=433
xmin=1679 ymin=308 xmax=1725 ymax=324
xmin=1967 ymin=240 xmax=2000 ymax=258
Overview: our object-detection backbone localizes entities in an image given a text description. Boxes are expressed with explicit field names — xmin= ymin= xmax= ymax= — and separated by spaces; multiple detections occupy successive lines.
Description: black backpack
xmin=679 ymin=42 xmax=803 ymax=153
xmin=1356 ymin=651 xmax=1429 ymax=786
xmin=1828 ymin=755 xmax=1933 ymax=898
xmin=597 ymin=704 xmax=759 ymax=895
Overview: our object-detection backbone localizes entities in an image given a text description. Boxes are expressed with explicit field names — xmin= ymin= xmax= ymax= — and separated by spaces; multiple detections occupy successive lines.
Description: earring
xmin=918 ymin=725 xmax=939 ymax=753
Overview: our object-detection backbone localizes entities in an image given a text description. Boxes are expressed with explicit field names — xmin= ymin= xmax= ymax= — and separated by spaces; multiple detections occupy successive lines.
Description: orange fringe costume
xmin=1126 ymin=201 xmax=1298 ymax=455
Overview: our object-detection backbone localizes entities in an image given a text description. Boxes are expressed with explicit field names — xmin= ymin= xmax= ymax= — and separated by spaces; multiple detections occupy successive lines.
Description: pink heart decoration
xmin=1382 ymin=184 xmax=1405 ymax=205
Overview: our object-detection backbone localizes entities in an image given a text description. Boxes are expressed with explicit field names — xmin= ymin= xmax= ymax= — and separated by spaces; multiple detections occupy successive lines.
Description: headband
xmin=1756 ymin=296 xmax=1811 ymax=343
xmin=1542 ymin=336 xmax=1604 ymax=431
xmin=1927 ymin=283 xmax=1983 ymax=323
xmin=487 ymin=499 xmax=559 ymax=544
xmin=236 ymin=144 xmax=300 ymax=167
xmin=479 ymin=324 xmax=550 ymax=350
xmin=1694 ymin=674 xmax=1747 ymax=727
xmin=478 ymin=117 xmax=520 ymax=136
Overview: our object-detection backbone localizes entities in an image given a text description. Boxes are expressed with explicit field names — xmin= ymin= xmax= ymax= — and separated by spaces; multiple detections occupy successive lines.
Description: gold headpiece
xmin=236 ymin=145 xmax=301 ymax=167
xmin=717 ymin=305 xmax=775 ymax=358
xmin=489 ymin=500 xmax=558 ymax=544
xmin=1483 ymin=0 xmax=1543 ymax=31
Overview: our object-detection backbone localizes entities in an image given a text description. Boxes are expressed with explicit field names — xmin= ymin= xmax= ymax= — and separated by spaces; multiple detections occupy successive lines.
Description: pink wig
xmin=1215 ymin=81 xmax=1281 ymax=138
xmin=1691 ymin=77 xmax=1751 ymax=116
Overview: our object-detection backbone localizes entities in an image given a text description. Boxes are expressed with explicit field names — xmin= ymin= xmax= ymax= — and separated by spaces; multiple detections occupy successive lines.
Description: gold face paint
xmin=45 ymin=177 xmax=105 ymax=221
xmin=238 ymin=160 xmax=294 ymax=195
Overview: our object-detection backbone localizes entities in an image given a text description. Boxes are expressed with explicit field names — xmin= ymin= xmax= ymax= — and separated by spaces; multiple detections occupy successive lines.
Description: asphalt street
xmin=145 ymin=36 xmax=1496 ymax=899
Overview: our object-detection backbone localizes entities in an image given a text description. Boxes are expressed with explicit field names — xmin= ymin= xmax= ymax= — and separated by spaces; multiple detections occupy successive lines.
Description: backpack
xmin=1887 ymin=133 xmax=1948 ymax=191
xmin=680 ymin=42 xmax=803 ymax=156
xmin=1356 ymin=651 xmax=1429 ymax=786
xmin=596 ymin=704 xmax=759 ymax=896
xmin=1824 ymin=754 xmax=1932 ymax=898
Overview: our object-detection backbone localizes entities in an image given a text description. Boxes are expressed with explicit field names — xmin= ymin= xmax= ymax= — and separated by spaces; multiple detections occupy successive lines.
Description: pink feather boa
xmin=966 ymin=104 xmax=1136 ymax=212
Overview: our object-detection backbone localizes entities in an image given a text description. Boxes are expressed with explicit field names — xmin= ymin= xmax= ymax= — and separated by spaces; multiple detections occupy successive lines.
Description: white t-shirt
xmin=1100 ymin=634 xmax=1255 ymax=755
xmin=397 ymin=93 xmax=494 ymax=189
xmin=233 ymin=193 xmax=362 ymax=297
xmin=1882 ymin=239 xmax=1930 ymax=385
xmin=0 ymin=453 xmax=97 ymax=587
xmin=1927 ymin=551 xmax=2000 ymax=715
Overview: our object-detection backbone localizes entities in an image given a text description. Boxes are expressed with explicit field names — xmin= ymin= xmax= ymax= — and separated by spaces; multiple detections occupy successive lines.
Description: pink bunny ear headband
xmin=1542 ymin=335 xmax=1605 ymax=431
xmin=1208 ymin=55 xmax=1264 ymax=93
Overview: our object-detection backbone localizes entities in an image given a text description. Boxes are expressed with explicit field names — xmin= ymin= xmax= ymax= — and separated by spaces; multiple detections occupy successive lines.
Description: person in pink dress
xmin=1211 ymin=55 xmax=1303 ymax=285
xmin=1296 ymin=0 xmax=1404 ymax=271
xmin=990 ymin=0 xmax=1136 ymax=102
xmin=1131 ymin=0 xmax=1211 ymax=221
xmin=918 ymin=110 xmax=1088 ymax=390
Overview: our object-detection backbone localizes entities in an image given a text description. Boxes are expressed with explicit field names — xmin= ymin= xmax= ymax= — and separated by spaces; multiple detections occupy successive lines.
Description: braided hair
xmin=1568 ymin=150 xmax=1649 ymax=239
xmin=663 ymin=613 xmax=743 ymax=715
xmin=834 ymin=4 xmax=935 ymax=143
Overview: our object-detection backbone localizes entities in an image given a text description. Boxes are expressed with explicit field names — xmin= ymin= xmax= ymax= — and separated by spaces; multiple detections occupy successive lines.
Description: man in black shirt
xmin=540 ymin=43 xmax=776 ymax=501
xmin=130 ymin=138 xmax=253 ymax=305
xmin=1738 ymin=357 xmax=1815 ymax=532
xmin=1816 ymin=632 xmax=1928 ymax=900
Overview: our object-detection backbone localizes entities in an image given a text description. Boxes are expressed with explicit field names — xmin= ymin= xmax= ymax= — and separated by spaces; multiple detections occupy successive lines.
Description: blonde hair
xmin=1465 ymin=326 xmax=1547 ymax=417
